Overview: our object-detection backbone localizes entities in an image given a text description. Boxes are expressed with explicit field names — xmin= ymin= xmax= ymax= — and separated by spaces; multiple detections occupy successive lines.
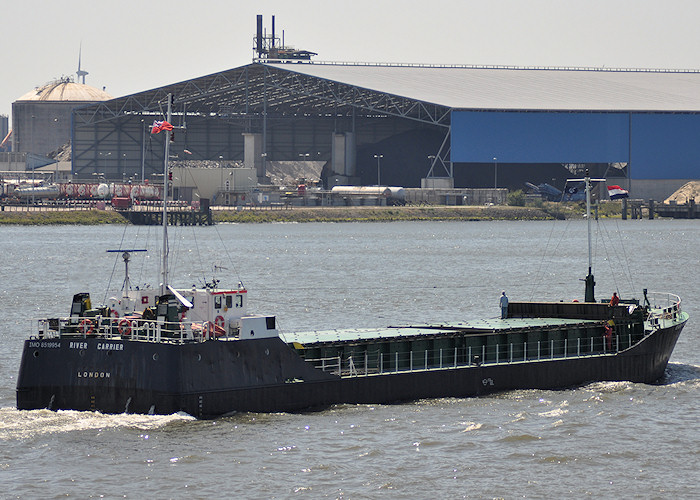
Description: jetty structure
xmin=115 ymin=203 xmax=213 ymax=226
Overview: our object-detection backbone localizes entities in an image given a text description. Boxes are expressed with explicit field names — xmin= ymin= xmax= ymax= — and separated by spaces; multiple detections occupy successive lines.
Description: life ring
xmin=215 ymin=315 xmax=225 ymax=329
xmin=118 ymin=318 xmax=131 ymax=336
xmin=79 ymin=318 xmax=94 ymax=335
xmin=111 ymin=308 xmax=119 ymax=318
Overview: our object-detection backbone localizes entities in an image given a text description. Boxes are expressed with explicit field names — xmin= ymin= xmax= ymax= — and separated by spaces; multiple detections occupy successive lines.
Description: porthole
xmin=196 ymin=353 xmax=202 ymax=361
xmin=264 ymin=348 xmax=270 ymax=356
xmin=153 ymin=353 xmax=159 ymax=361
xmin=33 ymin=351 xmax=39 ymax=358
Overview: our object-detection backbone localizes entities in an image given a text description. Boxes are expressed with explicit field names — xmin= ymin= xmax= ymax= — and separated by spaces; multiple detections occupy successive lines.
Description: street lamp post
xmin=298 ymin=154 xmax=310 ymax=189
xmin=261 ymin=152 xmax=267 ymax=185
xmin=141 ymin=120 xmax=146 ymax=183
xmin=374 ymin=154 xmax=383 ymax=186
xmin=493 ymin=157 xmax=498 ymax=189
xmin=219 ymin=155 xmax=224 ymax=206
xmin=100 ymin=152 xmax=111 ymax=178
xmin=427 ymin=155 xmax=436 ymax=173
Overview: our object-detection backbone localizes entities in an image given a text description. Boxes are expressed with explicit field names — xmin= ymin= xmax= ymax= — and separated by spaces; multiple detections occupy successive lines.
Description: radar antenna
xmin=107 ymin=249 xmax=147 ymax=297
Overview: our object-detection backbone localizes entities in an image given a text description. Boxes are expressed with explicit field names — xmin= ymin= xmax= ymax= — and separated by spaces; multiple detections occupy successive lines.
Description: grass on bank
xmin=508 ymin=190 xmax=623 ymax=219
xmin=0 ymin=199 xmax=623 ymax=225
xmin=213 ymin=205 xmax=557 ymax=223
xmin=0 ymin=210 xmax=128 ymax=225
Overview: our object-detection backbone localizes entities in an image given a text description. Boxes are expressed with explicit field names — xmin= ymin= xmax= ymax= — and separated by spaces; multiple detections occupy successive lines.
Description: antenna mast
xmin=160 ymin=94 xmax=172 ymax=294
xmin=567 ymin=170 xmax=605 ymax=302
xmin=584 ymin=169 xmax=595 ymax=302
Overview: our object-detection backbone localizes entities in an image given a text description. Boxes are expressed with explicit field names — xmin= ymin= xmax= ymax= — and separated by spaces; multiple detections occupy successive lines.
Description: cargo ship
xmin=15 ymin=96 xmax=688 ymax=418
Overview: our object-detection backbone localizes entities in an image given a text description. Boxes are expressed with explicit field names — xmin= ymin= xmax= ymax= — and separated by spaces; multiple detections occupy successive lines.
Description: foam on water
xmin=661 ymin=362 xmax=700 ymax=385
xmin=0 ymin=407 xmax=194 ymax=440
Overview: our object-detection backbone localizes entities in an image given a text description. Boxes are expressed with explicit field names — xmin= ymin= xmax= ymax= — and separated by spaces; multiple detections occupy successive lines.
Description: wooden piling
xmin=117 ymin=208 xmax=213 ymax=226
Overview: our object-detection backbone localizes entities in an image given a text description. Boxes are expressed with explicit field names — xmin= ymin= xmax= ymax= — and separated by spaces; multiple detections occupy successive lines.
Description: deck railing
xmin=33 ymin=316 xmax=217 ymax=343
xmin=303 ymin=334 xmax=637 ymax=378
xmin=645 ymin=292 xmax=683 ymax=330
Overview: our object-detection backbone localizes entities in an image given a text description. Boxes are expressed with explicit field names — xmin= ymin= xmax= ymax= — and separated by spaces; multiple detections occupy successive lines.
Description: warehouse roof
xmin=73 ymin=61 xmax=700 ymax=132
xmin=266 ymin=61 xmax=700 ymax=112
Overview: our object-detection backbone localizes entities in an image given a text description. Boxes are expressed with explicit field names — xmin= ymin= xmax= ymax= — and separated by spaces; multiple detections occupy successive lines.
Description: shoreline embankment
xmin=0 ymin=204 xmax=585 ymax=225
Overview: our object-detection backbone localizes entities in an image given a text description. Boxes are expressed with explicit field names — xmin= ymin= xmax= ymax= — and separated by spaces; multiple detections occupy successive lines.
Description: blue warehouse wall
xmin=630 ymin=114 xmax=700 ymax=179
xmin=451 ymin=110 xmax=700 ymax=179
xmin=451 ymin=111 xmax=629 ymax=164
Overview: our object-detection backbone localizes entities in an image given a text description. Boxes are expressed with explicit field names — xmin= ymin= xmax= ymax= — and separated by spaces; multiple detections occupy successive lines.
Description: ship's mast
xmin=160 ymin=94 xmax=172 ymax=295
xmin=568 ymin=169 xmax=604 ymax=302
xmin=584 ymin=169 xmax=595 ymax=302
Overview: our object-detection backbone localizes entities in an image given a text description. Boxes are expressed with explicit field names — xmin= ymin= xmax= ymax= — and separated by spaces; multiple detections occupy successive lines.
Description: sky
xmin=3 ymin=0 xmax=700 ymax=120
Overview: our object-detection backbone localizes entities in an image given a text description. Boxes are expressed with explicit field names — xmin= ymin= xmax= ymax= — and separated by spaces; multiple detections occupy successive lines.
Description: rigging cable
xmin=528 ymin=184 xmax=580 ymax=301
xmin=598 ymin=217 xmax=636 ymax=296
xmin=135 ymin=224 xmax=154 ymax=288
xmin=612 ymin=216 xmax=637 ymax=294
xmin=102 ymin=222 xmax=131 ymax=305
xmin=189 ymin=221 xmax=208 ymax=288
xmin=595 ymin=218 xmax=621 ymax=297
xmin=213 ymin=223 xmax=244 ymax=286
xmin=182 ymin=168 xmax=208 ymax=286
xmin=168 ymin=222 xmax=181 ymax=286
xmin=528 ymin=216 xmax=574 ymax=301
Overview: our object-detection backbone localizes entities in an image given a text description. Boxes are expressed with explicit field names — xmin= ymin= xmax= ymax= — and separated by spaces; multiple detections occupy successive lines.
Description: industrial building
xmin=65 ymin=59 xmax=700 ymax=201
xmin=8 ymin=15 xmax=700 ymax=202
xmin=0 ymin=114 xmax=8 ymax=152
xmin=12 ymin=78 xmax=112 ymax=156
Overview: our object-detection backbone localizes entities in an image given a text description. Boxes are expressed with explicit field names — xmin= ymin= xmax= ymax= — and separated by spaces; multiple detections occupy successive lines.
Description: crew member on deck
xmin=500 ymin=291 xmax=509 ymax=319
xmin=609 ymin=292 xmax=620 ymax=307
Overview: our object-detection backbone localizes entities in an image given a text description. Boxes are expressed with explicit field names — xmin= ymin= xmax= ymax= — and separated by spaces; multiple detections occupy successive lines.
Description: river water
xmin=0 ymin=219 xmax=698 ymax=498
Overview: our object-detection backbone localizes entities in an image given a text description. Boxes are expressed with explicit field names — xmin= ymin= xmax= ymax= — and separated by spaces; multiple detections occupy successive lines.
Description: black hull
xmin=17 ymin=320 xmax=685 ymax=418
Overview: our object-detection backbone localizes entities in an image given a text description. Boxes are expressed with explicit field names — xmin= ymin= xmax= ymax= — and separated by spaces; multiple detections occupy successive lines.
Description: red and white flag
xmin=607 ymin=185 xmax=629 ymax=200
xmin=151 ymin=120 xmax=173 ymax=134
